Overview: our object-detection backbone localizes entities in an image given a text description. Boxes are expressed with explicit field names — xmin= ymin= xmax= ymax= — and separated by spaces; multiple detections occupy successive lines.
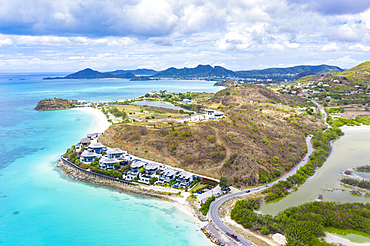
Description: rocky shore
xmin=57 ymin=159 xmax=209 ymax=223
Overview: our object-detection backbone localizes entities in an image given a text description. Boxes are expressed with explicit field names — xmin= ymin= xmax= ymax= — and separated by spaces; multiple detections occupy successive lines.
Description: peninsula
xmin=34 ymin=98 xmax=78 ymax=110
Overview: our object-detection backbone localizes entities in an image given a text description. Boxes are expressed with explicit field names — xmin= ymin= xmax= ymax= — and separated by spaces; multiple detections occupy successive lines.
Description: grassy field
xmin=105 ymin=104 xmax=189 ymax=121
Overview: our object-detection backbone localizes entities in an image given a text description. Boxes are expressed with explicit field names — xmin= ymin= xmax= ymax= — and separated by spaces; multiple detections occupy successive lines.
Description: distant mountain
xmin=153 ymin=64 xmax=236 ymax=78
xmin=235 ymin=65 xmax=344 ymax=78
xmin=109 ymin=68 xmax=157 ymax=76
xmin=293 ymin=71 xmax=317 ymax=80
xmin=43 ymin=64 xmax=345 ymax=80
xmin=43 ymin=68 xmax=136 ymax=80
xmin=64 ymin=68 xmax=107 ymax=79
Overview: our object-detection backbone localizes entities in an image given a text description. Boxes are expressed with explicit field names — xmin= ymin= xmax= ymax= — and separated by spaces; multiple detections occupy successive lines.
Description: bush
xmin=199 ymin=196 xmax=215 ymax=215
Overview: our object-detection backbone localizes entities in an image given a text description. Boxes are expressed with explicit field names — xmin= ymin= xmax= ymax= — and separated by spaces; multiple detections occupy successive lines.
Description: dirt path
xmin=207 ymin=126 xmax=231 ymax=171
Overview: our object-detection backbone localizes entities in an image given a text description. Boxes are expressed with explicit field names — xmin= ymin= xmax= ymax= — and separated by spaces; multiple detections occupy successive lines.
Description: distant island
xmin=34 ymin=98 xmax=78 ymax=110
xmin=42 ymin=64 xmax=344 ymax=82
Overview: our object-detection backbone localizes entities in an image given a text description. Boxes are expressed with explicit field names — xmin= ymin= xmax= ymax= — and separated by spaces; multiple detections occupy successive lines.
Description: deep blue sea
xmin=0 ymin=74 xmax=221 ymax=245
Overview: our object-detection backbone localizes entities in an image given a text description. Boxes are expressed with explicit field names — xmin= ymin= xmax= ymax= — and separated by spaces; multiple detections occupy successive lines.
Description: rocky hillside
xmin=99 ymin=86 xmax=324 ymax=187
xmin=34 ymin=98 xmax=77 ymax=110
xmin=206 ymin=85 xmax=310 ymax=108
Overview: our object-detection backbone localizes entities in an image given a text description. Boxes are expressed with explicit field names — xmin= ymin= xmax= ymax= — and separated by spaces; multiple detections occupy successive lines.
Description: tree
xmin=139 ymin=167 xmax=145 ymax=174
xmin=114 ymin=162 xmax=120 ymax=169
xmin=219 ymin=176 xmax=231 ymax=189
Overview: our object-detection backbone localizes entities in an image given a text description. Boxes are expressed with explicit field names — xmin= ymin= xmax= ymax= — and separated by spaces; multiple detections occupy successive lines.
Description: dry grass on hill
xmin=99 ymin=86 xmax=324 ymax=188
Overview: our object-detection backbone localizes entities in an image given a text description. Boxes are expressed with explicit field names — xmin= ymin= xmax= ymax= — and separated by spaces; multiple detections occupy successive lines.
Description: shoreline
xmin=63 ymin=107 xmax=208 ymax=224
xmin=72 ymin=107 xmax=111 ymax=133
xmin=57 ymin=159 xmax=208 ymax=228
xmin=324 ymin=232 xmax=370 ymax=246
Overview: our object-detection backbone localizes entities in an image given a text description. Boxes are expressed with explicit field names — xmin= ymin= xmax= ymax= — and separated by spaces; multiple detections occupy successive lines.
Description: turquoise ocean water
xmin=0 ymin=74 xmax=221 ymax=245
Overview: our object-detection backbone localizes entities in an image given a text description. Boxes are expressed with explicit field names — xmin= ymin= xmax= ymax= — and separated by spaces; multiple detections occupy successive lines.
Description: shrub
xmin=199 ymin=196 xmax=215 ymax=215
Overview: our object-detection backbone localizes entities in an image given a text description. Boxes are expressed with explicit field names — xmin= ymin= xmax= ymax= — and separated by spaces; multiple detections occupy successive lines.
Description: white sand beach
xmin=73 ymin=107 xmax=111 ymax=133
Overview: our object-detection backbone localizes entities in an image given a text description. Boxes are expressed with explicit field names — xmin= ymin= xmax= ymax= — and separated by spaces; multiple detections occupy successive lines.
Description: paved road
xmin=311 ymin=100 xmax=329 ymax=126
xmin=208 ymin=136 xmax=314 ymax=246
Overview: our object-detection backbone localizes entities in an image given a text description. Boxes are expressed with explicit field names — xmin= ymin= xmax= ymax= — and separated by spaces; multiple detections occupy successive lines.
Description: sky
xmin=0 ymin=0 xmax=369 ymax=73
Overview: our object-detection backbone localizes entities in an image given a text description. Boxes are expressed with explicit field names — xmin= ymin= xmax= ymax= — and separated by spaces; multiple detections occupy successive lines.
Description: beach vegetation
xmin=341 ymin=178 xmax=370 ymax=190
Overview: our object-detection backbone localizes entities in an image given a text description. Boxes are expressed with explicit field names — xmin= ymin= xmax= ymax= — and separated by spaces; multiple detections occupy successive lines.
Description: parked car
xmin=231 ymin=234 xmax=237 ymax=239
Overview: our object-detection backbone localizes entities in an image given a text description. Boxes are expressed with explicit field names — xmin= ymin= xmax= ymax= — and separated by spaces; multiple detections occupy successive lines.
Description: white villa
xmin=205 ymin=109 xmax=224 ymax=119
xmin=205 ymin=109 xmax=216 ymax=116
xmin=175 ymin=171 xmax=196 ymax=187
xmin=99 ymin=156 xmax=120 ymax=170
xmin=177 ymin=109 xmax=224 ymax=123
xmin=144 ymin=162 xmax=162 ymax=176
xmin=159 ymin=168 xmax=178 ymax=183
xmin=80 ymin=150 xmax=101 ymax=164
xmin=80 ymin=138 xmax=91 ymax=146
xmin=126 ymin=160 xmax=147 ymax=180
xmin=88 ymin=142 xmax=107 ymax=154
xmin=87 ymin=133 xmax=103 ymax=140
xmin=106 ymin=148 xmax=126 ymax=159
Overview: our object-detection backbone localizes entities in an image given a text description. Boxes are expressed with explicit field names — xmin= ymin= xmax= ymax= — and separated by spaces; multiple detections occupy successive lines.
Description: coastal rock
xmin=34 ymin=98 xmax=77 ymax=111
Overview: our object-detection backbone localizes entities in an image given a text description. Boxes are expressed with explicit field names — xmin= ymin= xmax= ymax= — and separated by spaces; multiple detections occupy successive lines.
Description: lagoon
xmin=259 ymin=125 xmax=370 ymax=215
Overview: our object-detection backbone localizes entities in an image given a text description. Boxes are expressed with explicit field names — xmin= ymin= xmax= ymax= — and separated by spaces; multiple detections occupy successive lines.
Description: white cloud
xmin=326 ymin=55 xmax=358 ymax=68
xmin=321 ymin=43 xmax=340 ymax=52
xmin=284 ymin=41 xmax=300 ymax=49
xmin=0 ymin=37 xmax=12 ymax=46
xmin=216 ymin=31 xmax=253 ymax=50
xmin=349 ymin=43 xmax=370 ymax=52
xmin=68 ymin=56 xmax=85 ymax=60
xmin=267 ymin=43 xmax=285 ymax=51
xmin=16 ymin=36 xmax=71 ymax=46
xmin=0 ymin=0 xmax=369 ymax=72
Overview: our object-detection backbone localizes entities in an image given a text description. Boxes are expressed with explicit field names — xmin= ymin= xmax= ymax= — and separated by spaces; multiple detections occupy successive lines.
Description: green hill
xmin=152 ymin=64 xmax=236 ymax=78
xmin=43 ymin=68 xmax=136 ymax=80
xmin=235 ymin=65 xmax=343 ymax=78
xmin=335 ymin=61 xmax=370 ymax=84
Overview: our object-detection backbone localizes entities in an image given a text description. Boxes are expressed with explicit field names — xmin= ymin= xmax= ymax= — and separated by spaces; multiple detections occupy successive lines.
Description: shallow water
xmin=354 ymin=171 xmax=370 ymax=179
xmin=326 ymin=227 xmax=370 ymax=244
xmin=0 ymin=74 xmax=219 ymax=245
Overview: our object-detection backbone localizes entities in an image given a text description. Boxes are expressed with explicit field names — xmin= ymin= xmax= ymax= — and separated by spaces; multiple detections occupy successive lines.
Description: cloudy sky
xmin=0 ymin=0 xmax=369 ymax=73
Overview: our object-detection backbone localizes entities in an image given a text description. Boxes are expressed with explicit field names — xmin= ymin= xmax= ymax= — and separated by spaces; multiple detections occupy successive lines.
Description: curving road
xmin=311 ymin=100 xmax=329 ymax=127
xmin=208 ymin=136 xmax=314 ymax=245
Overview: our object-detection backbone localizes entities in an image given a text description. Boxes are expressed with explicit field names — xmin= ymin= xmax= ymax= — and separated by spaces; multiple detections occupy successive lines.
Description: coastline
xmin=72 ymin=107 xmax=111 ymax=133
xmin=57 ymin=159 xmax=207 ymax=227
xmin=61 ymin=107 xmax=209 ymax=228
